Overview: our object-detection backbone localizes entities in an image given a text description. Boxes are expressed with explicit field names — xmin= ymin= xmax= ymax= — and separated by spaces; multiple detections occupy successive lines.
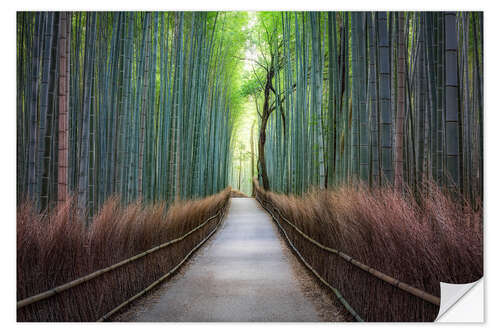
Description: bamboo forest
xmin=17 ymin=11 xmax=483 ymax=322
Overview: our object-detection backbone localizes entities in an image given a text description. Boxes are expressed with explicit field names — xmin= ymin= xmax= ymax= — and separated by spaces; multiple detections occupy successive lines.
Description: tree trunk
xmin=250 ymin=120 xmax=255 ymax=196
xmin=258 ymin=62 xmax=275 ymax=191
xmin=258 ymin=113 xmax=271 ymax=191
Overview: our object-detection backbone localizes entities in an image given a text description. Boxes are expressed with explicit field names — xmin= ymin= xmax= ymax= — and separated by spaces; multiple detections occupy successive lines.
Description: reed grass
xmin=17 ymin=188 xmax=230 ymax=322
xmin=255 ymin=180 xmax=482 ymax=322
xmin=229 ymin=189 xmax=248 ymax=198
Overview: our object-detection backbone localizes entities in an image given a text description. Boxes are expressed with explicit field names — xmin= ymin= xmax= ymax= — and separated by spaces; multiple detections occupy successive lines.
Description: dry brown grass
xmin=17 ymin=189 xmax=230 ymax=322
xmin=255 ymin=180 xmax=482 ymax=322
xmin=230 ymin=188 xmax=248 ymax=198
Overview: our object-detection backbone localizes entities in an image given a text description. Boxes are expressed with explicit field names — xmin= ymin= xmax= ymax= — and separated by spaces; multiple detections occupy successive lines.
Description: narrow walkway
xmin=115 ymin=198 xmax=345 ymax=322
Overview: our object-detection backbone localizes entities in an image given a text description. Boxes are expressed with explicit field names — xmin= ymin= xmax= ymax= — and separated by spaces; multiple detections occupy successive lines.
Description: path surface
xmin=114 ymin=198 xmax=345 ymax=322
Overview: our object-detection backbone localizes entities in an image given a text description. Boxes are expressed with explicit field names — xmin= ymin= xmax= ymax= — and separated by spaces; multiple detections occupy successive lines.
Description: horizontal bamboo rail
xmin=17 ymin=204 xmax=226 ymax=310
xmin=256 ymin=194 xmax=441 ymax=307
xmin=256 ymin=196 xmax=364 ymax=322
xmin=97 ymin=205 xmax=228 ymax=321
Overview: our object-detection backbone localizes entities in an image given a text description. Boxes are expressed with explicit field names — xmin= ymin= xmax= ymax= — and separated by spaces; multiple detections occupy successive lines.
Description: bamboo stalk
xmin=57 ymin=12 xmax=69 ymax=204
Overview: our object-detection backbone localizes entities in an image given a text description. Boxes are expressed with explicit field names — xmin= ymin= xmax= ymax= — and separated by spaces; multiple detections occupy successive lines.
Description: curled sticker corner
xmin=435 ymin=278 xmax=483 ymax=322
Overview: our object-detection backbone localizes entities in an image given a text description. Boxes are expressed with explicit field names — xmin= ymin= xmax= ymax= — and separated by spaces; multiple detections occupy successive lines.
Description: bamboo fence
xmin=97 ymin=204 xmax=229 ymax=321
xmin=255 ymin=193 xmax=441 ymax=307
xmin=17 ymin=204 xmax=227 ymax=310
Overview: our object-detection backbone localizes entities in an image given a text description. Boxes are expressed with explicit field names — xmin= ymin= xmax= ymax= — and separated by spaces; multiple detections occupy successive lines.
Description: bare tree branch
xmin=251 ymin=64 xmax=266 ymax=91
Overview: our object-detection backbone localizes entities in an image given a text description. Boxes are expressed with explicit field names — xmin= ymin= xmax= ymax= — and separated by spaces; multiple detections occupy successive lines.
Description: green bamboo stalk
xmin=444 ymin=12 xmax=460 ymax=191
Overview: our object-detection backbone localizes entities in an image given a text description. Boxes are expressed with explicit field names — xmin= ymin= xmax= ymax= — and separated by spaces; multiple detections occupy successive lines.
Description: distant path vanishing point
xmin=114 ymin=198 xmax=346 ymax=322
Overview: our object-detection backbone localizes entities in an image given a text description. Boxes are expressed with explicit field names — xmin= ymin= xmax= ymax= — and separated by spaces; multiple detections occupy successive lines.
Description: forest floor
xmin=113 ymin=198 xmax=346 ymax=322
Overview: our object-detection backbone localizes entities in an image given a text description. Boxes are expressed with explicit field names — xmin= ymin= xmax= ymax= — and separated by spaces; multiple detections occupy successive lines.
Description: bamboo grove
xmin=17 ymin=12 xmax=246 ymax=215
xmin=251 ymin=12 xmax=483 ymax=205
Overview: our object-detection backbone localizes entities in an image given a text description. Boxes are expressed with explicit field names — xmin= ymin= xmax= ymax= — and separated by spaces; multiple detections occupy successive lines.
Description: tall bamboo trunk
xmin=27 ymin=13 xmax=41 ymax=204
xmin=37 ymin=13 xmax=55 ymax=210
xmin=57 ymin=12 xmax=69 ymax=205
xmin=358 ymin=12 xmax=369 ymax=183
xmin=444 ymin=12 xmax=460 ymax=191
xmin=394 ymin=12 xmax=406 ymax=190
xmin=327 ymin=12 xmax=336 ymax=187
xmin=377 ymin=12 xmax=393 ymax=184
xmin=77 ymin=13 xmax=97 ymax=217
xmin=367 ymin=13 xmax=380 ymax=187
xmin=138 ymin=13 xmax=151 ymax=200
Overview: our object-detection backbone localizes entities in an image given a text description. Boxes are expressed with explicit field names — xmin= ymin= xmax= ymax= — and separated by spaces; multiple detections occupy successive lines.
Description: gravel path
xmin=114 ymin=198 xmax=346 ymax=322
